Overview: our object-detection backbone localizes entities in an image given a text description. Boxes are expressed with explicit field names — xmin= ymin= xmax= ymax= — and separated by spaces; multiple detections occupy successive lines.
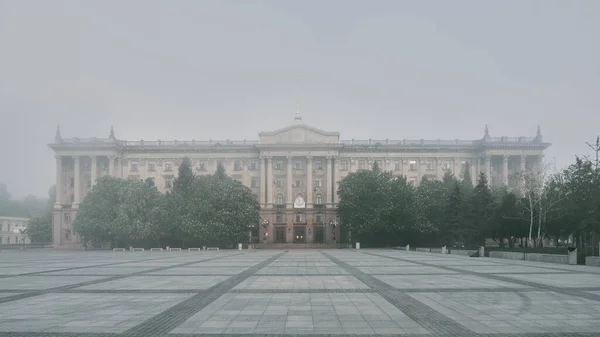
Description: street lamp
xmin=329 ymin=219 xmax=338 ymax=242
xmin=261 ymin=219 xmax=270 ymax=242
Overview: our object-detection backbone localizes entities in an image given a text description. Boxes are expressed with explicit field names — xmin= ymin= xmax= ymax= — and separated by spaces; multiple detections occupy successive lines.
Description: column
xmin=73 ymin=156 xmax=81 ymax=207
xmin=306 ymin=156 xmax=313 ymax=208
xmin=502 ymin=155 xmax=509 ymax=186
xmin=454 ymin=157 xmax=460 ymax=178
xmin=417 ymin=158 xmax=421 ymax=185
xmin=333 ymin=157 xmax=340 ymax=205
xmin=54 ymin=155 xmax=62 ymax=207
xmin=520 ymin=154 xmax=527 ymax=189
xmin=484 ymin=155 xmax=491 ymax=179
xmin=326 ymin=156 xmax=333 ymax=207
xmin=286 ymin=156 xmax=293 ymax=207
xmin=266 ymin=157 xmax=273 ymax=207
xmin=471 ymin=159 xmax=477 ymax=185
xmin=108 ymin=156 xmax=116 ymax=176
xmin=90 ymin=155 xmax=97 ymax=186
xmin=259 ymin=156 xmax=266 ymax=206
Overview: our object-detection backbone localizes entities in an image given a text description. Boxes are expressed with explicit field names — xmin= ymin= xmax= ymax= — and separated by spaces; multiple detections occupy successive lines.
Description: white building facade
xmin=48 ymin=116 xmax=549 ymax=249
xmin=0 ymin=216 xmax=30 ymax=245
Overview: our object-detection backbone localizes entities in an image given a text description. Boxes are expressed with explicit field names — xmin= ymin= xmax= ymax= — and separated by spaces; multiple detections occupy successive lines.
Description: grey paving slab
xmin=500 ymin=272 xmax=600 ymax=288
xmin=233 ymin=275 xmax=370 ymax=290
xmin=148 ymin=267 xmax=250 ymax=275
xmin=0 ymin=293 xmax=193 ymax=333
xmin=358 ymin=266 xmax=458 ymax=275
xmin=374 ymin=274 xmax=528 ymax=289
xmin=171 ymin=292 xmax=426 ymax=335
xmin=37 ymin=266 xmax=158 ymax=275
xmin=0 ymin=275 xmax=109 ymax=290
xmin=77 ymin=275 xmax=231 ymax=290
xmin=256 ymin=266 xmax=349 ymax=275
xmin=409 ymin=291 xmax=600 ymax=334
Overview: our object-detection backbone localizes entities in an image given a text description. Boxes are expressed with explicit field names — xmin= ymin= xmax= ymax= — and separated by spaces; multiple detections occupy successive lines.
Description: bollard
xmin=406 ymin=244 xmax=410 ymax=251
xmin=479 ymin=246 xmax=485 ymax=257
xmin=356 ymin=242 xmax=360 ymax=250
xmin=568 ymin=247 xmax=577 ymax=265
xmin=441 ymin=246 xmax=447 ymax=254
xmin=238 ymin=243 xmax=242 ymax=251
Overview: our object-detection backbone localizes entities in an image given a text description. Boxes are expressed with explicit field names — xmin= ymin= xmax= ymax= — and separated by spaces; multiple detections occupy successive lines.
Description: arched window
xmin=316 ymin=194 xmax=323 ymax=205
xmin=276 ymin=194 xmax=284 ymax=205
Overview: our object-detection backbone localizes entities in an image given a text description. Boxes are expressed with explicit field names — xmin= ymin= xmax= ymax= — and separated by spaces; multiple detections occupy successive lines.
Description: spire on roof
xmin=535 ymin=124 xmax=543 ymax=142
xmin=109 ymin=125 xmax=115 ymax=140
xmin=483 ymin=124 xmax=491 ymax=141
xmin=55 ymin=124 xmax=62 ymax=143
xmin=294 ymin=78 xmax=302 ymax=124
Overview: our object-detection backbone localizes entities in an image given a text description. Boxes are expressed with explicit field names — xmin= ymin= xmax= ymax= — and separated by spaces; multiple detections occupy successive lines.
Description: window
xmin=315 ymin=160 xmax=323 ymax=170
xmin=394 ymin=162 xmax=401 ymax=171
xmin=294 ymin=161 xmax=303 ymax=169
xmin=409 ymin=160 xmax=417 ymax=171
xmin=130 ymin=162 xmax=138 ymax=172
xmin=165 ymin=177 xmax=173 ymax=188
xmin=251 ymin=177 xmax=259 ymax=188
xmin=375 ymin=160 xmax=382 ymax=168
xmin=64 ymin=213 xmax=71 ymax=224
xmin=276 ymin=194 xmax=284 ymax=205
xmin=409 ymin=177 xmax=417 ymax=185
xmin=234 ymin=160 xmax=242 ymax=171
xmin=276 ymin=179 xmax=283 ymax=187
xmin=316 ymin=194 xmax=323 ymax=204
xmin=341 ymin=160 xmax=348 ymax=171
xmin=276 ymin=213 xmax=284 ymax=223
xmin=358 ymin=161 xmax=366 ymax=170
xmin=443 ymin=162 xmax=450 ymax=171
xmin=315 ymin=214 xmax=323 ymax=223
xmin=315 ymin=179 xmax=322 ymax=187
xmin=295 ymin=213 xmax=305 ymax=223
xmin=275 ymin=160 xmax=283 ymax=170
xmin=426 ymin=161 xmax=434 ymax=171
xmin=148 ymin=163 xmax=156 ymax=171
xmin=295 ymin=179 xmax=303 ymax=187
xmin=165 ymin=162 xmax=173 ymax=171
xmin=250 ymin=160 xmax=259 ymax=170
xmin=197 ymin=162 xmax=206 ymax=171
xmin=461 ymin=161 xmax=467 ymax=175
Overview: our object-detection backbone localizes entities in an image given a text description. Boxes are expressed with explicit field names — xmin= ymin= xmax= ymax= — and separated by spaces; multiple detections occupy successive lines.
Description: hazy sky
xmin=1 ymin=0 xmax=599 ymax=198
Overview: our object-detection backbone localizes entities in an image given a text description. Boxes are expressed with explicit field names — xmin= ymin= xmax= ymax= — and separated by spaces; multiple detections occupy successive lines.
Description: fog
xmin=0 ymin=0 xmax=598 ymax=198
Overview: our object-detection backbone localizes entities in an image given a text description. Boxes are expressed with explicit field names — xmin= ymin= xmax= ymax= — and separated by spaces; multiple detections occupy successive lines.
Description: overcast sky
xmin=1 ymin=0 xmax=599 ymax=198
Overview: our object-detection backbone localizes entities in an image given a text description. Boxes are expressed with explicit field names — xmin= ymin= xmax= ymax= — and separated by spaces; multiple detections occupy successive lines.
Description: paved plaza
xmin=0 ymin=249 xmax=599 ymax=337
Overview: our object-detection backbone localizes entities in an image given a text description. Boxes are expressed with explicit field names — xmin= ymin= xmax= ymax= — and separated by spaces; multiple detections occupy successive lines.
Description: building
xmin=48 ymin=114 xmax=549 ymax=248
xmin=0 ymin=216 xmax=31 ymax=245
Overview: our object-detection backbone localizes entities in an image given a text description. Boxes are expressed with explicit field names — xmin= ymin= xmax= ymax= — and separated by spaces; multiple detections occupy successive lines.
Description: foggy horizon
xmin=1 ymin=0 xmax=599 ymax=199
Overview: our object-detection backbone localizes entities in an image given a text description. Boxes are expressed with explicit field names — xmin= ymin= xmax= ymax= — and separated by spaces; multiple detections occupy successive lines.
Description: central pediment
xmin=259 ymin=124 xmax=340 ymax=144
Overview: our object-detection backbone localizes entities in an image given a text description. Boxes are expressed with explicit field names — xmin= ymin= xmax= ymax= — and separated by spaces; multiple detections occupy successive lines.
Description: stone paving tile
xmin=147 ymin=267 xmax=250 ymax=275
xmin=373 ymin=274 xmax=528 ymax=289
xmin=233 ymin=275 xmax=370 ymax=290
xmin=37 ymin=266 xmax=158 ymax=276
xmin=171 ymin=292 xmax=426 ymax=335
xmin=409 ymin=291 xmax=600 ymax=334
xmin=0 ymin=275 xmax=109 ymax=290
xmin=358 ymin=266 xmax=458 ymax=275
xmin=448 ymin=264 xmax=571 ymax=274
xmin=256 ymin=266 xmax=349 ymax=275
xmin=77 ymin=275 xmax=231 ymax=290
xmin=0 ymin=293 xmax=193 ymax=333
xmin=500 ymin=272 xmax=600 ymax=288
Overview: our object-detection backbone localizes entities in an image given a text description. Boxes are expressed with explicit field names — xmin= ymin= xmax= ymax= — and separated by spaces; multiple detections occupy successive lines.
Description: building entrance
xmin=293 ymin=226 xmax=305 ymax=243
xmin=275 ymin=227 xmax=286 ymax=243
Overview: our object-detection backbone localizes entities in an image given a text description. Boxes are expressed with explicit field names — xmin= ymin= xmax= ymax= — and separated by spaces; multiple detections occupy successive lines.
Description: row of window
xmin=274 ymin=194 xmax=324 ymax=205
xmin=128 ymin=159 xmax=470 ymax=174
xmin=274 ymin=213 xmax=326 ymax=224
xmin=1 ymin=223 xmax=27 ymax=232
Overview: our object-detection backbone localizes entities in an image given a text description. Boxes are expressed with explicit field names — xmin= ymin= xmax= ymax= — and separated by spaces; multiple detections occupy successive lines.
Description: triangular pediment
xmin=259 ymin=124 xmax=340 ymax=144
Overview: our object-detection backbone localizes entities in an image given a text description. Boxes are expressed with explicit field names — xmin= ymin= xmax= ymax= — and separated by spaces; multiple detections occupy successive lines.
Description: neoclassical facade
xmin=0 ymin=216 xmax=31 ymax=245
xmin=49 ymin=115 xmax=549 ymax=248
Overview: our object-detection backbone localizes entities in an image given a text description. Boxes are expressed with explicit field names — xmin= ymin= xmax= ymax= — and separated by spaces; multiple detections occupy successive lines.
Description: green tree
xmin=414 ymin=177 xmax=448 ymax=243
xmin=471 ymin=172 xmax=494 ymax=246
xmin=26 ymin=214 xmax=53 ymax=243
xmin=444 ymin=182 xmax=468 ymax=245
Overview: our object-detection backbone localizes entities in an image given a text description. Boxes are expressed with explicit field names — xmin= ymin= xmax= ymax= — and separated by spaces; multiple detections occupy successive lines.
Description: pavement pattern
xmin=0 ymin=248 xmax=599 ymax=337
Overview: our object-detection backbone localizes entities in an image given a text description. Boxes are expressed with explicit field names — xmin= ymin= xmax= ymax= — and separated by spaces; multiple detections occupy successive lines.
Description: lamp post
xmin=329 ymin=219 xmax=338 ymax=244
xmin=247 ymin=223 xmax=256 ymax=245
xmin=261 ymin=219 xmax=270 ymax=243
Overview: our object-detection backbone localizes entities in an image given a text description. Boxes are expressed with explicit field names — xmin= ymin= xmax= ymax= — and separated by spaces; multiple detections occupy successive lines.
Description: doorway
xmin=293 ymin=227 xmax=305 ymax=243
xmin=275 ymin=227 xmax=286 ymax=243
